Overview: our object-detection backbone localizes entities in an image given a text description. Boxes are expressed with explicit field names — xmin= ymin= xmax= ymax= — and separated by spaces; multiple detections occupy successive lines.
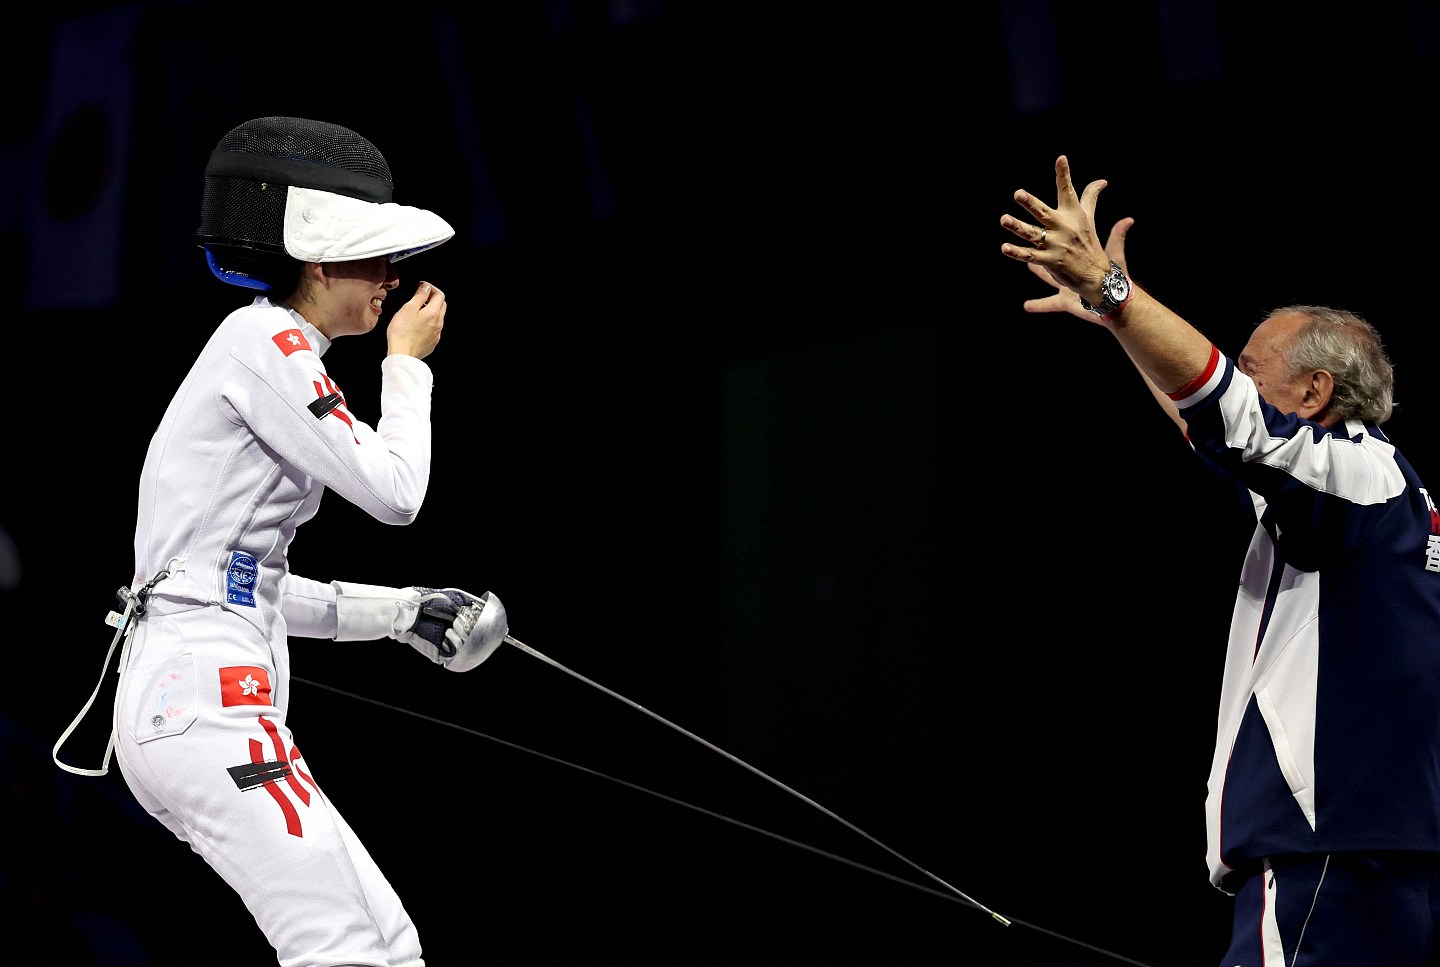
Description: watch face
xmin=1107 ymin=275 xmax=1130 ymax=300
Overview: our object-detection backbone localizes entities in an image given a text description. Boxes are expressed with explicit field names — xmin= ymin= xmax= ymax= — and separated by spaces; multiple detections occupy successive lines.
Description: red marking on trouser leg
xmin=290 ymin=745 xmax=320 ymax=796
xmin=258 ymin=716 xmax=309 ymax=806
xmin=250 ymin=736 xmax=302 ymax=837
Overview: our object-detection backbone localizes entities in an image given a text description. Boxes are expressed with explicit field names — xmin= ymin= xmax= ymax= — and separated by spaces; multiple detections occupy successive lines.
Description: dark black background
xmin=4 ymin=2 xmax=1438 ymax=965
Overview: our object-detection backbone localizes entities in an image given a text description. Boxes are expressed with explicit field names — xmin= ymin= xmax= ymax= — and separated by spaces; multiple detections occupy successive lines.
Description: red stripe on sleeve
xmin=1168 ymin=345 xmax=1221 ymax=402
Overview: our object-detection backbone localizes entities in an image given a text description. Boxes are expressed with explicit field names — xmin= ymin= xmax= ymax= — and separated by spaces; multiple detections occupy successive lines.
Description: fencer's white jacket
xmin=132 ymin=295 xmax=431 ymax=645
xmin=1171 ymin=346 xmax=1440 ymax=892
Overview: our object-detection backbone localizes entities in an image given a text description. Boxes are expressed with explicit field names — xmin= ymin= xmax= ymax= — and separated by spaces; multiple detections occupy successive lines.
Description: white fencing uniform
xmin=114 ymin=295 xmax=431 ymax=967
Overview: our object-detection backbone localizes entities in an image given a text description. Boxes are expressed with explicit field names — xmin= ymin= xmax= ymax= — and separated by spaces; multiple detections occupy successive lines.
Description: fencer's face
xmin=321 ymin=256 xmax=399 ymax=337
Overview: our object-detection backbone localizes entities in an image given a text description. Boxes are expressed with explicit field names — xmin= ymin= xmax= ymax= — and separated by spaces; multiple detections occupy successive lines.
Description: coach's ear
xmin=1300 ymin=369 xmax=1335 ymax=424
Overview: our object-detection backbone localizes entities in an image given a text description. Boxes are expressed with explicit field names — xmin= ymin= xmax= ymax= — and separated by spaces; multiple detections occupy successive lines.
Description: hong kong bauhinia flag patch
xmin=271 ymin=329 xmax=312 ymax=357
xmin=220 ymin=666 xmax=273 ymax=707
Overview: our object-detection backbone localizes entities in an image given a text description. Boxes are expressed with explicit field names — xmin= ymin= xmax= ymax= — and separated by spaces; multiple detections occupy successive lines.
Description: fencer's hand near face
xmin=1023 ymin=216 xmax=1135 ymax=324
xmin=386 ymin=281 xmax=447 ymax=360
xmin=999 ymin=155 xmax=1113 ymax=307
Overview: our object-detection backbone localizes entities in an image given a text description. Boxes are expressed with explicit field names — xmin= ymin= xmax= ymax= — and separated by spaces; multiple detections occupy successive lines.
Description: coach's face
xmin=1239 ymin=311 xmax=1334 ymax=425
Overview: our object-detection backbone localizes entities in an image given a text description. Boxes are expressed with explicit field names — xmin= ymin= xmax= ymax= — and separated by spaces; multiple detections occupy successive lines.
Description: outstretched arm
xmin=999 ymin=156 xmax=1215 ymax=410
xmin=1019 ymin=216 xmax=1186 ymax=435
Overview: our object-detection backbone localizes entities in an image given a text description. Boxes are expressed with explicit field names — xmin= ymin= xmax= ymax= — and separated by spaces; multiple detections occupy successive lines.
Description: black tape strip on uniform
xmin=308 ymin=393 xmax=342 ymax=419
xmin=227 ymin=760 xmax=294 ymax=791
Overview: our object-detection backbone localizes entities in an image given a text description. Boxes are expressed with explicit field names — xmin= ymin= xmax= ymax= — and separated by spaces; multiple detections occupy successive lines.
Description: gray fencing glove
xmin=332 ymin=582 xmax=509 ymax=672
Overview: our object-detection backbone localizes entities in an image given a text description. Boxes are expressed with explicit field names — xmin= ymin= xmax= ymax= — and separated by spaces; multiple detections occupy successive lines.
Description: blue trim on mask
xmin=205 ymin=247 xmax=273 ymax=291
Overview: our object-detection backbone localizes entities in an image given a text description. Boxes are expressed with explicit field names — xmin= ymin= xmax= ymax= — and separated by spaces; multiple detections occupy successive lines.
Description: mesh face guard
xmin=196 ymin=116 xmax=453 ymax=289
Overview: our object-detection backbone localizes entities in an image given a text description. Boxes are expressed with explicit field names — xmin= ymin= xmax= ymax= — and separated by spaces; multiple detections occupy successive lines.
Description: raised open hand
xmin=999 ymin=155 xmax=1112 ymax=304
xmin=1023 ymin=216 xmax=1134 ymax=324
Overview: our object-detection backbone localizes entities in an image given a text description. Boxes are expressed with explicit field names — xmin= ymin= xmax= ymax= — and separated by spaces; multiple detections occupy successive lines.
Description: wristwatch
xmin=1079 ymin=260 xmax=1132 ymax=320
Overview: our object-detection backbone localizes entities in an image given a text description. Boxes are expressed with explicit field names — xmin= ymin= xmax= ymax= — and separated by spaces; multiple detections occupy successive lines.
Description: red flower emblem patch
xmin=272 ymin=329 xmax=312 ymax=357
xmin=219 ymin=666 xmax=273 ymax=707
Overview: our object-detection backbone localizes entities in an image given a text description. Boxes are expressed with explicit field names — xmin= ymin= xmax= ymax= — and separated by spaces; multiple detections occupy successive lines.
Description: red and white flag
xmin=271 ymin=329 xmax=312 ymax=357
xmin=219 ymin=666 xmax=273 ymax=707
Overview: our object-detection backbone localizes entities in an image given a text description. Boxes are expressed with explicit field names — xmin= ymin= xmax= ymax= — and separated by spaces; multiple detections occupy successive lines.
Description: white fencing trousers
xmin=112 ymin=605 xmax=424 ymax=967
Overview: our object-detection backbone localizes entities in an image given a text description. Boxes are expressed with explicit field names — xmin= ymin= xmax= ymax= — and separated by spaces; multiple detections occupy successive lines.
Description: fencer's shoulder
xmin=219 ymin=298 xmax=326 ymax=365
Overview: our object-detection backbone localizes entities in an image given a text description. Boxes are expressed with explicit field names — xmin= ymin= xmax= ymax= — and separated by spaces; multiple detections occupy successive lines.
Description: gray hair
xmin=1266 ymin=304 xmax=1395 ymax=425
